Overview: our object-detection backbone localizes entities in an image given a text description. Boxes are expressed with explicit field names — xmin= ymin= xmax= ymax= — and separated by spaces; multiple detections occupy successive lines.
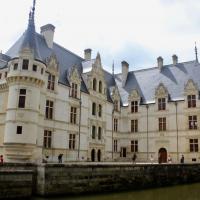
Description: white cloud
xmin=1 ymin=0 xmax=200 ymax=72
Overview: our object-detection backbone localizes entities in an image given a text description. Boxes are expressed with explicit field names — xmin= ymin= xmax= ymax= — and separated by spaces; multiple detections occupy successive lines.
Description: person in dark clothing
xmin=180 ymin=155 xmax=184 ymax=164
xmin=58 ymin=154 xmax=63 ymax=163
xmin=0 ymin=155 xmax=3 ymax=164
xmin=132 ymin=153 xmax=137 ymax=163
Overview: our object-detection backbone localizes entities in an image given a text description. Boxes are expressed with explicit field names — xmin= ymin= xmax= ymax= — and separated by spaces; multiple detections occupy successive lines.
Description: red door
xmin=158 ymin=148 xmax=167 ymax=163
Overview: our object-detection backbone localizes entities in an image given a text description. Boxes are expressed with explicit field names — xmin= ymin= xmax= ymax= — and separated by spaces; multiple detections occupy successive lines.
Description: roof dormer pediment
xmin=155 ymin=83 xmax=168 ymax=98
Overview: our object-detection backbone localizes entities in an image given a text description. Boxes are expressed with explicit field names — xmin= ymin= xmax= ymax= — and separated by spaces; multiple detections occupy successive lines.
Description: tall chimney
xmin=121 ymin=61 xmax=129 ymax=87
xmin=40 ymin=24 xmax=55 ymax=49
xmin=172 ymin=54 xmax=178 ymax=65
xmin=157 ymin=56 xmax=163 ymax=70
xmin=84 ymin=49 xmax=92 ymax=60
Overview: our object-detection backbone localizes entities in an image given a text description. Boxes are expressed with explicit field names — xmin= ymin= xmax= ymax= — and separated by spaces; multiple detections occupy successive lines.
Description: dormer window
xmin=33 ymin=65 xmax=37 ymax=72
xmin=14 ymin=63 xmax=18 ymax=70
xmin=158 ymin=98 xmax=166 ymax=110
xmin=114 ymin=100 xmax=118 ymax=111
xmin=188 ymin=95 xmax=196 ymax=108
xmin=22 ymin=59 xmax=29 ymax=70
xmin=131 ymin=101 xmax=138 ymax=113
xmin=71 ymin=83 xmax=78 ymax=98
xmin=93 ymin=78 xmax=97 ymax=91
xmin=47 ymin=74 xmax=55 ymax=91
xmin=99 ymin=81 xmax=102 ymax=93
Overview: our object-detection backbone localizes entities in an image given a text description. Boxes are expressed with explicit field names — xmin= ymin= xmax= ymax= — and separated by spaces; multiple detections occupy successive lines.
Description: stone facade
xmin=0 ymin=2 xmax=200 ymax=164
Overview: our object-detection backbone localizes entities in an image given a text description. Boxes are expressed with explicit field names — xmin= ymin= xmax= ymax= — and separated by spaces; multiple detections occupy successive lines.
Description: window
xmin=69 ymin=134 xmax=76 ymax=150
xmin=5 ymin=72 xmax=7 ymax=78
xmin=18 ymin=89 xmax=26 ymax=108
xmin=131 ymin=140 xmax=138 ymax=152
xmin=92 ymin=102 xmax=96 ymax=115
xmin=22 ymin=59 xmax=29 ymax=70
xmin=14 ymin=63 xmax=18 ymax=70
xmin=99 ymin=81 xmax=102 ymax=93
xmin=92 ymin=126 xmax=96 ymax=139
xmin=114 ymin=140 xmax=118 ymax=152
xmin=158 ymin=98 xmax=166 ymax=110
xmin=188 ymin=95 xmax=196 ymax=108
xmin=114 ymin=100 xmax=118 ymax=111
xmin=98 ymin=104 xmax=102 ymax=117
xmin=16 ymin=126 xmax=22 ymax=134
xmin=41 ymin=68 xmax=44 ymax=75
xmin=131 ymin=119 xmax=138 ymax=133
xmin=47 ymin=74 xmax=55 ymax=90
xmin=131 ymin=101 xmax=138 ymax=113
xmin=45 ymin=100 xmax=53 ymax=119
xmin=70 ymin=107 xmax=77 ymax=124
xmin=43 ymin=130 xmax=52 ymax=148
xmin=98 ymin=127 xmax=102 ymax=140
xmin=114 ymin=118 xmax=118 ymax=132
xmin=159 ymin=117 xmax=166 ymax=131
xmin=190 ymin=139 xmax=198 ymax=152
xmin=33 ymin=65 xmax=37 ymax=72
xmin=71 ymin=83 xmax=78 ymax=98
xmin=93 ymin=78 xmax=97 ymax=91
xmin=189 ymin=115 xmax=197 ymax=129
xmin=0 ymin=73 xmax=2 ymax=79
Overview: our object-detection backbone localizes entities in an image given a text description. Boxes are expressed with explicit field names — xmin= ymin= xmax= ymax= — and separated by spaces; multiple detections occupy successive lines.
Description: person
xmin=0 ymin=155 xmax=3 ymax=164
xmin=150 ymin=154 xmax=154 ymax=164
xmin=168 ymin=155 xmax=172 ymax=163
xmin=132 ymin=153 xmax=137 ymax=163
xmin=58 ymin=154 xmax=63 ymax=163
xmin=180 ymin=155 xmax=184 ymax=164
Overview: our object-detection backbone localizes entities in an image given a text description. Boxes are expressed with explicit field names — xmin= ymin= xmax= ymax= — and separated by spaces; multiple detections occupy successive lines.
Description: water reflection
xmin=33 ymin=183 xmax=200 ymax=200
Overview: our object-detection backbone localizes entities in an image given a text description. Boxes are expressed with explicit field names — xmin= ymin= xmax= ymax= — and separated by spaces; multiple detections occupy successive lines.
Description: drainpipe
xmin=146 ymin=104 xmax=149 ymax=161
xmin=112 ymin=107 xmax=114 ymax=160
xmin=175 ymin=101 xmax=179 ymax=162
xmin=77 ymin=91 xmax=82 ymax=161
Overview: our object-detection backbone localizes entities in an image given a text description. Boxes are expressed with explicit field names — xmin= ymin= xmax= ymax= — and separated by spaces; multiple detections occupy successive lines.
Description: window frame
xmin=131 ymin=101 xmax=138 ymax=113
xmin=158 ymin=117 xmax=166 ymax=131
xmin=18 ymin=89 xmax=26 ymax=108
xmin=131 ymin=119 xmax=138 ymax=133
xmin=158 ymin=98 xmax=166 ymax=111
xmin=189 ymin=115 xmax=197 ymax=130
xmin=190 ymin=139 xmax=198 ymax=152
xmin=47 ymin=74 xmax=55 ymax=91
xmin=69 ymin=134 xmax=76 ymax=150
xmin=187 ymin=95 xmax=196 ymax=108
xmin=70 ymin=107 xmax=77 ymax=124
xmin=43 ymin=130 xmax=52 ymax=148
xmin=131 ymin=140 xmax=138 ymax=152
xmin=45 ymin=100 xmax=54 ymax=120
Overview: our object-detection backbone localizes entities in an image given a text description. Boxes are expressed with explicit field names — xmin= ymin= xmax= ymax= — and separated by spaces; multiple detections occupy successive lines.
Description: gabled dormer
xmin=184 ymin=79 xmax=198 ymax=108
xmin=155 ymin=83 xmax=168 ymax=111
xmin=89 ymin=53 xmax=106 ymax=97
xmin=69 ymin=65 xmax=81 ymax=99
xmin=128 ymin=89 xmax=140 ymax=113
xmin=111 ymin=86 xmax=121 ymax=112
xmin=46 ymin=54 xmax=59 ymax=92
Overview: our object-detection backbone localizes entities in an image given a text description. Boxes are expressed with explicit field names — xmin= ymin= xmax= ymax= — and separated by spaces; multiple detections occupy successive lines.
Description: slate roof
xmin=115 ymin=60 xmax=200 ymax=105
xmin=6 ymin=31 xmax=88 ymax=92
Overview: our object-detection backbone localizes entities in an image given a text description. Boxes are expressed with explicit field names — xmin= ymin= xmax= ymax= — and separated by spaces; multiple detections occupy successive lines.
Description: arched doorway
xmin=91 ymin=149 xmax=95 ymax=162
xmin=158 ymin=148 xmax=167 ymax=163
xmin=97 ymin=149 xmax=101 ymax=162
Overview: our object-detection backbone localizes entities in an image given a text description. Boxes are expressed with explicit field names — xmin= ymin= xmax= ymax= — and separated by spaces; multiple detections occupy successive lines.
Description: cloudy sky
xmin=0 ymin=0 xmax=200 ymax=73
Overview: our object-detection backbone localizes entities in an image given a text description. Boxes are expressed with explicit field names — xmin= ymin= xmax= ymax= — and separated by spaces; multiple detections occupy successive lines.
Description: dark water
xmin=32 ymin=183 xmax=200 ymax=200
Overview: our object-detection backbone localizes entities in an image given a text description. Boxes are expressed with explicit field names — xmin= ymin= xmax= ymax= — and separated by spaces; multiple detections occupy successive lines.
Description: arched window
xmin=92 ymin=102 xmax=96 ymax=115
xmin=98 ymin=127 xmax=102 ymax=140
xmin=99 ymin=81 xmax=102 ymax=93
xmin=98 ymin=104 xmax=102 ymax=117
xmin=93 ymin=78 xmax=97 ymax=91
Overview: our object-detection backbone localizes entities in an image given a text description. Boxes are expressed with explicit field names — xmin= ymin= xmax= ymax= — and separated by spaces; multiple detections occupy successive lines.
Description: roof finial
xmin=32 ymin=0 xmax=36 ymax=17
xmin=112 ymin=61 xmax=115 ymax=75
xmin=195 ymin=42 xmax=198 ymax=63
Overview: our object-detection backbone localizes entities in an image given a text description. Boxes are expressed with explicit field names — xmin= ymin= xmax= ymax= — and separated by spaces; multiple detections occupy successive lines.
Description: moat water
xmin=32 ymin=183 xmax=200 ymax=200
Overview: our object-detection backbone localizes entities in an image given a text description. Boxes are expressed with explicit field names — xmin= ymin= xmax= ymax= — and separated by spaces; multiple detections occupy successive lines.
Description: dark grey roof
xmin=6 ymin=30 xmax=88 ymax=92
xmin=116 ymin=60 xmax=200 ymax=105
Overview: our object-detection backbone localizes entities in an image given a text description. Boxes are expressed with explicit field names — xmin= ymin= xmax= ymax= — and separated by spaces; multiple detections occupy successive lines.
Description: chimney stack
xmin=84 ymin=49 xmax=92 ymax=60
xmin=157 ymin=56 xmax=163 ymax=70
xmin=121 ymin=61 xmax=129 ymax=87
xmin=40 ymin=24 xmax=55 ymax=49
xmin=172 ymin=54 xmax=178 ymax=65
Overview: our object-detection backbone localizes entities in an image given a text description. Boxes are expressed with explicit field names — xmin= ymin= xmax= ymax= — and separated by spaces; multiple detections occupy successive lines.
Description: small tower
xmin=4 ymin=0 xmax=46 ymax=162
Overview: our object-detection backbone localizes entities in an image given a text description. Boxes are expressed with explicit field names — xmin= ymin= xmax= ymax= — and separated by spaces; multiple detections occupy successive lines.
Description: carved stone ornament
xmin=69 ymin=65 xmax=81 ymax=84
xmin=128 ymin=89 xmax=140 ymax=101
xmin=111 ymin=86 xmax=120 ymax=100
xmin=155 ymin=83 xmax=168 ymax=97
xmin=46 ymin=54 xmax=59 ymax=71
xmin=184 ymin=79 xmax=198 ymax=93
